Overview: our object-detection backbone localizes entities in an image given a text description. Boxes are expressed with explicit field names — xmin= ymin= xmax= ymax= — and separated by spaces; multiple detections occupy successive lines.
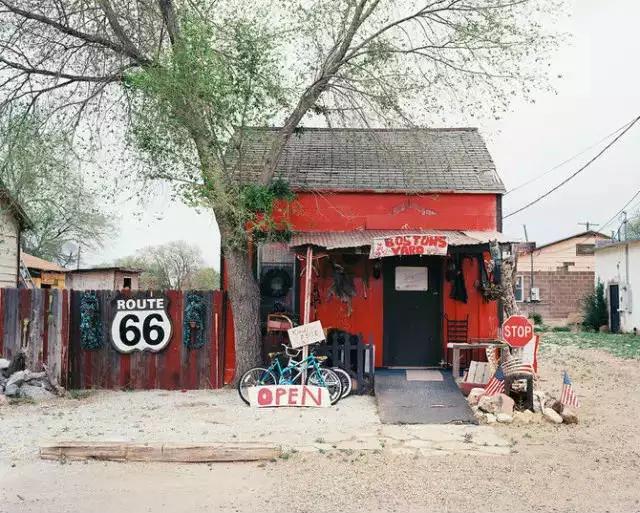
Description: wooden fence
xmin=0 ymin=288 xmax=69 ymax=386
xmin=0 ymin=288 xmax=224 ymax=390
xmin=319 ymin=331 xmax=375 ymax=395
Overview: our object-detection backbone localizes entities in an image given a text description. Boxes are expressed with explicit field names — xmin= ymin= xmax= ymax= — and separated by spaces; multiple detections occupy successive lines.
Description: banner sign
xmin=249 ymin=385 xmax=330 ymax=408
xmin=369 ymin=234 xmax=448 ymax=258
xmin=287 ymin=320 xmax=325 ymax=349
xmin=110 ymin=296 xmax=172 ymax=353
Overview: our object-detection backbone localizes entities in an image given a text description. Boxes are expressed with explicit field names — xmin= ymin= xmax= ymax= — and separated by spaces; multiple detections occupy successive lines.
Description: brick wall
xmin=517 ymin=267 xmax=594 ymax=326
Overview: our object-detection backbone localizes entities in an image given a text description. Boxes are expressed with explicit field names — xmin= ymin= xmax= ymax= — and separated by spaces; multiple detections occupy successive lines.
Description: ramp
xmin=375 ymin=369 xmax=476 ymax=424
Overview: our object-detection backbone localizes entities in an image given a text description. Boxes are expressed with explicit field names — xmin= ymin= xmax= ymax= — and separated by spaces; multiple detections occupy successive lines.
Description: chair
xmin=444 ymin=314 xmax=469 ymax=344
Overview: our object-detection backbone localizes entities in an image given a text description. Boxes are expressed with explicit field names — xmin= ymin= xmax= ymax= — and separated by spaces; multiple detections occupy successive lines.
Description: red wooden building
xmin=223 ymin=128 xmax=510 ymax=382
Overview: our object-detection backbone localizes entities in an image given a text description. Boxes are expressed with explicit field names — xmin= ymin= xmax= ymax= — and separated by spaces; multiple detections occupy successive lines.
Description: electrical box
xmin=530 ymin=287 xmax=541 ymax=302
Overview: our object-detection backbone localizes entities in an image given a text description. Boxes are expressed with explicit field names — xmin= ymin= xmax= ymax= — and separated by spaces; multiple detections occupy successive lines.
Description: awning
xmin=288 ymin=230 xmax=514 ymax=250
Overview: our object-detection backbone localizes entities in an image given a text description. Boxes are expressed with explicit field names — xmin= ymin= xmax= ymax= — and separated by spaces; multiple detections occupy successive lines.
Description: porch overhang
xmin=288 ymin=230 xmax=515 ymax=251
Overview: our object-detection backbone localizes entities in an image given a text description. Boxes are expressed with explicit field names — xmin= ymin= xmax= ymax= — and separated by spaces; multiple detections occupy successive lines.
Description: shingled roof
xmin=236 ymin=127 xmax=504 ymax=193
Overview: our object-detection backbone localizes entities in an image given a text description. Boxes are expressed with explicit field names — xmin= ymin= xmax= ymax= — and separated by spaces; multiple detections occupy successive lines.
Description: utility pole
xmin=578 ymin=221 xmax=599 ymax=232
xmin=523 ymin=225 xmax=534 ymax=304
xmin=622 ymin=211 xmax=629 ymax=241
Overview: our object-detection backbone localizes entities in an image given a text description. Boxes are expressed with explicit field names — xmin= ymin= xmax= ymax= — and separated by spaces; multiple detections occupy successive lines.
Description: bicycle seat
xmin=316 ymin=355 xmax=328 ymax=362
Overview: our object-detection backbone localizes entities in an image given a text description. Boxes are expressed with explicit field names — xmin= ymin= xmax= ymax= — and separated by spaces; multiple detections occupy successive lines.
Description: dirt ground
xmin=1 ymin=342 xmax=640 ymax=513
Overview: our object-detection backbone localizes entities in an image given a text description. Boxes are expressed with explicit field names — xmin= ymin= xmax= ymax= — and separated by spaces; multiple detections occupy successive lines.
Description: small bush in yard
xmin=582 ymin=281 xmax=608 ymax=331
xmin=529 ymin=312 xmax=543 ymax=325
xmin=552 ymin=326 xmax=571 ymax=332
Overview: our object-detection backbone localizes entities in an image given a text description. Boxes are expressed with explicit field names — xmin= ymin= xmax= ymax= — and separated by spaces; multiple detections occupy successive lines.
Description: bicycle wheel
xmin=306 ymin=368 xmax=342 ymax=405
xmin=237 ymin=367 xmax=277 ymax=405
xmin=331 ymin=367 xmax=353 ymax=398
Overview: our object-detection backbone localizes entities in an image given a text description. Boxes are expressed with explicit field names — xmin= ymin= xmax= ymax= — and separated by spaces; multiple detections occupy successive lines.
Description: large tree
xmin=0 ymin=110 xmax=114 ymax=266
xmin=0 ymin=0 xmax=564 ymax=379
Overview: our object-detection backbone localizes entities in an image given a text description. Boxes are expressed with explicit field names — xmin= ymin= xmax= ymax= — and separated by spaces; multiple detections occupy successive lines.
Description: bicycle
xmin=238 ymin=344 xmax=342 ymax=406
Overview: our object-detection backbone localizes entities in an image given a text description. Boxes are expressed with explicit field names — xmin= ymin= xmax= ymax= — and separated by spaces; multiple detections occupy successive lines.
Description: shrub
xmin=582 ymin=281 xmax=608 ymax=331
xmin=528 ymin=312 xmax=543 ymax=325
xmin=552 ymin=326 xmax=571 ymax=332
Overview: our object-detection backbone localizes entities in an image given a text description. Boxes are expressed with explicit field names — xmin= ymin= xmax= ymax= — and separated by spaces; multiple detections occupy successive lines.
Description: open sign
xmin=248 ymin=385 xmax=330 ymax=408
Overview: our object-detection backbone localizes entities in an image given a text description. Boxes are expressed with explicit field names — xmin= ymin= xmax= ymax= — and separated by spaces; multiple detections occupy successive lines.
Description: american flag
xmin=501 ymin=351 xmax=535 ymax=377
xmin=560 ymin=371 xmax=580 ymax=408
xmin=484 ymin=366 xmax=505 ymax=396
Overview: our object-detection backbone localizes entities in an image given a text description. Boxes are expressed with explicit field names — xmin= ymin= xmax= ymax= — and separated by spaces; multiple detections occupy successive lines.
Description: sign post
xmin=501 ymin=315 xmax=534 ymax=348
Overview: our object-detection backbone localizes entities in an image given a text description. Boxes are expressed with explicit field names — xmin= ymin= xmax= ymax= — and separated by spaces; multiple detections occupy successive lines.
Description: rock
xmin=485 ymin=413 xmax=497 ymax=424
xmin=559 ymin=406 xmax=579 ymax=425
xmin=467 ymin=388 xmax=485 ymax=406
xmin=0 ymin=394 xmax=8 ymax=406
xmin=496 ymin=413 xmax=513 ymax=424
xmin=4 ymin=383 xmax=19 ymax=397
xmin=543 ymin=407 xmax=563 ymax=424
xmin=478 ymin=393 xmax=514 ymax=415
xmin=6 ymin=370 xmax=47 ymax=389
xmin=0 ymin=358 xmax=9 ymax=370
xmin=513 ymin=410 xmax=534 ymax=425
xmin=19 ymin=384 xmax=54 ymax=401
xmin=533 ymin=391 xmax=547 ymax=413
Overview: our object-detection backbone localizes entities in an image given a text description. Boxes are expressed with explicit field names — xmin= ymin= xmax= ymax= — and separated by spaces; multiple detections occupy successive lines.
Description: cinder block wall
xmin=518 ymin=268 xmax=595 ymax=326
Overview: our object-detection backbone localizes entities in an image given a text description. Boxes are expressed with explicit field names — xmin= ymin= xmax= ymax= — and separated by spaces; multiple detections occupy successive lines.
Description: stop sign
xmin=502 ymin=315 xmax=534 ymax=348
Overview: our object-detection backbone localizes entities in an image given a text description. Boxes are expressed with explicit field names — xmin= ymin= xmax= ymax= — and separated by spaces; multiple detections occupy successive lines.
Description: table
xmin=447 ymin=341 xmax=509 ymax=382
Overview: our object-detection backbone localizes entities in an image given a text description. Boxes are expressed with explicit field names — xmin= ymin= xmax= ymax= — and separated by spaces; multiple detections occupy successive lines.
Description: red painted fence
xmin=0 ymin=288 xmax=225 ymax=390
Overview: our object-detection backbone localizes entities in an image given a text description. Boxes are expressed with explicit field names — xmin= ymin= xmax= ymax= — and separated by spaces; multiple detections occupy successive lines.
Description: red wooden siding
xmin=273 ymin=192 xmax=498 ymax=232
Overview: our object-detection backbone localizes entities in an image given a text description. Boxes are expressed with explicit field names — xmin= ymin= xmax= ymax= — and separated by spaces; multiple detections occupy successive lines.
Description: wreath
xmin=260 ymin=268 xmax=292 ymax=298
xmin=80 ymin=291 xmax=103 ymax=350
xmin=183 ymin=292 xmax=206 ymax=349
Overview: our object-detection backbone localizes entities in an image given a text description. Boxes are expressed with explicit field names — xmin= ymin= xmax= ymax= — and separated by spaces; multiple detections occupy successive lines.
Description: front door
xmin=383 ymin=256 xmax=442 ymax=366
xmin=610 ymin=284 xmax=620 ymax=333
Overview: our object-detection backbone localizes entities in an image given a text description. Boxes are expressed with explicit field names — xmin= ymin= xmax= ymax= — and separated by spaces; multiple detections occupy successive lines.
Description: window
xmin=576 ymin=244 xmax=595 ymax=256
xmin=515 ymin=275 xmax=524 ymax=302
xmin=123 ymin=276 xmax=132 ymax=289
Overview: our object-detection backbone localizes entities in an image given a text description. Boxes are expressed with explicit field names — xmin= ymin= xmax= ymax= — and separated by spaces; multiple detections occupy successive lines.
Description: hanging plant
xmin=183 ymin=292 xmax=206 ymax=349
xmin=327 ymin=262 xmax=357 ymax=316
xmin=80 ymin=291 xmax=103 ymax=350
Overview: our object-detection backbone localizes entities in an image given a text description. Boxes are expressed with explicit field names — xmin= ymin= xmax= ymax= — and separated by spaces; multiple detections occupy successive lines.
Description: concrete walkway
xmin=375 ymin=369 xmax=476 ymax=424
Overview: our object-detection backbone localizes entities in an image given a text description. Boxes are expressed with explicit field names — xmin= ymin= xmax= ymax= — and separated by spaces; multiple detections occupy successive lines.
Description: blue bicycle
xmin=238 ymin=345 xmax=342 ymax=405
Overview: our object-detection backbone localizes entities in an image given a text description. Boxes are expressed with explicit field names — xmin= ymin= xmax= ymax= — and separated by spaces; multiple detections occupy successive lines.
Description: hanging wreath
xmin=183 ymin=292 xmax=206 ymax=349
xmin=80 ymin=291 xmax=103 ymax=350
xmin=260 ymin=268 xmax=292 ymax=298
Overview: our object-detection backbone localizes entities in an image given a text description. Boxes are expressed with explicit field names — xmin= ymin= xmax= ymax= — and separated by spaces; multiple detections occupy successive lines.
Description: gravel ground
xmin=1 ymin=341 xmax=640 ymax=512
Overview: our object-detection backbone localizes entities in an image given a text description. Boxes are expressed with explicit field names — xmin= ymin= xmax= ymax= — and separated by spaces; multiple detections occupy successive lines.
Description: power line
xmin=504 ymin=114 xmax=640 ymax=219
xmin=598 ymin=188 xmax=640 ymax=232
xmin=504 ymin=118 xmax=635 ymax=196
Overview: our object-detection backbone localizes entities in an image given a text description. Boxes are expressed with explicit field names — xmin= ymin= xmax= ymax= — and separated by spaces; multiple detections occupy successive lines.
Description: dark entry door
xmin=383 ymin=256 xmax=442 ymax=366
xmin=610 ymin=284 xmax=620 ymax=333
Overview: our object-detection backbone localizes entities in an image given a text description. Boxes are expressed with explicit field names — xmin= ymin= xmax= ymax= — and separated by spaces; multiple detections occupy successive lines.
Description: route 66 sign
xmin=110 ymin=296 xmax=172 ymax=353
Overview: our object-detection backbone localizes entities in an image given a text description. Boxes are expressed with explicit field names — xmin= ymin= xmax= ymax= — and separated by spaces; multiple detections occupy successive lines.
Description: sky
xmin=84 ymin=0 xmax=640 ymax=269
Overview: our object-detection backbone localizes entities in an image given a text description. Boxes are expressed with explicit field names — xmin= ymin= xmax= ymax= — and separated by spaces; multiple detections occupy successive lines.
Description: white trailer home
xmin=595 ymin=239 xmax=640 ymax=333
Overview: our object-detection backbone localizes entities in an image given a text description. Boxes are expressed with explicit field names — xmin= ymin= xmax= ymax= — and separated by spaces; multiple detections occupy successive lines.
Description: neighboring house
xmin=516 ymin=230 xmax=610 ymax=325
xmin=222 ymin=127 xmax=513 ymax=381
xmin=65 ymin=267 xmax=142 ymax=290
xmin=22 ymin=252 xmax=67 ymax=288
xmin=595 ymin=238 xmax=640 ymax=333
xmin=0 ymin=189 xmax=31 ymax=287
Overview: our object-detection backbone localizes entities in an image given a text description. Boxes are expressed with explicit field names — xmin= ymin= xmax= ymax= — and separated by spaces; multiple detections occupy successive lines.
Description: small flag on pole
xmin=560 ymin=370 xmax=579 ymax=408
xmin=484 ymin=366 xmax=505 ymax=396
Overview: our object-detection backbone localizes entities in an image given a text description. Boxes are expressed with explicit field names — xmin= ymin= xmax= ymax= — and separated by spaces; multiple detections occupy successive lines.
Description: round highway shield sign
xmin=502 ymin=315 xmax=534 ymax=348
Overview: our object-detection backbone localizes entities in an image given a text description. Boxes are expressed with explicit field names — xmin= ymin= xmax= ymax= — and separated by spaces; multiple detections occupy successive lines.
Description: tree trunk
xmin=223 ymin=243 xmax=262 ymax=383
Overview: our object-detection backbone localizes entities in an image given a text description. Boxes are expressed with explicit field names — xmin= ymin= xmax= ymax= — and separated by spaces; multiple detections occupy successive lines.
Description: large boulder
xmin=543 ymin=407 xmax=563 ymax=424
xmin=478 ymin=393 xmax=514 ymax=415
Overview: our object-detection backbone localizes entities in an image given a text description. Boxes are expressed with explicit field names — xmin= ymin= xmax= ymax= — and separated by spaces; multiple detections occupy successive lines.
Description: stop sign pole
xmin=501 ymin=315 xmax=534 ymax=348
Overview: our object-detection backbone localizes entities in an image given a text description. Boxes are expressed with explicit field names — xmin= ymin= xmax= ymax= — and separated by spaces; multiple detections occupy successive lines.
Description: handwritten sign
xmin=248 ymin=385 xmax=330 ymax=408
xmin=369 ymin=234 xmax=448 ymax=259
xmin=287 ymin=320 xmax=325 ymax=349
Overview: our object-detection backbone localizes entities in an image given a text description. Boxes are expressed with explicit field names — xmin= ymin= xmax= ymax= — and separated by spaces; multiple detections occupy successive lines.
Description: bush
xmin=582 ymin=281 xmax=608 ymax=331
xmin=552 ymin=326 xmax=571 ymax=332
xmin=528 ymin=312 xmax=543 ymax=325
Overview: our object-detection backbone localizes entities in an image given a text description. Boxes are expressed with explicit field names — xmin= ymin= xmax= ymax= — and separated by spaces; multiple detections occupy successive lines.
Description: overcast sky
xmin=85 ymin=0 xmax=639 ymax=269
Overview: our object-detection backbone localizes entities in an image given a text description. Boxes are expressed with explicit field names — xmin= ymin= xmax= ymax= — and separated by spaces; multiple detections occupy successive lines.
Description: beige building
xmin=22 ymin=252 xmax=67 ymax=288
xmin=0 ymin=189 xmax=31 ymax=288
xmin=516 ymin=231 xmax=610 ymax=325
xmin=65 ymin=267 xmax=142 ymax=290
